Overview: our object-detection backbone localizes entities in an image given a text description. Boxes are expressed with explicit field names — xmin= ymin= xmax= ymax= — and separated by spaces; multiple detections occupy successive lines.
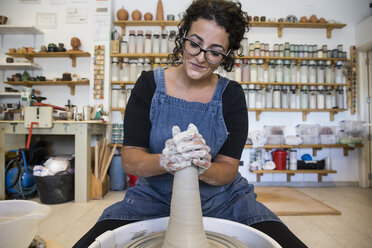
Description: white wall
xmin=1 ymin=0 xmax=370 ymax=183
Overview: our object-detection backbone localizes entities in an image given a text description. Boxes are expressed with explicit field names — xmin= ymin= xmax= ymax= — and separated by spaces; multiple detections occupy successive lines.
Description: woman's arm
xmin=120 ymin=146 xmax=166 ymax=177
xmin=199 ymin=154 xmax=239 ymax=185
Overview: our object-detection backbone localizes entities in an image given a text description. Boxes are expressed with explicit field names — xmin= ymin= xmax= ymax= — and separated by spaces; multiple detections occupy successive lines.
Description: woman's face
xmin=182 ymin=18 xmax=229 ymax=81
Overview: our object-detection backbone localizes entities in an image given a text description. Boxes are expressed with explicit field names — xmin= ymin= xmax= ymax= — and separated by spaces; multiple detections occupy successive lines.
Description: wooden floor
xmin=35 ymin=186 xmax=372 ymax=248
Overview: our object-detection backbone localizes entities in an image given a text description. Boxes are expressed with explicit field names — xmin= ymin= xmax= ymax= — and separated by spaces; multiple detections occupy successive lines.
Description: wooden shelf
xmin=111 ymin=81 xmax=135 ymax=87
xmin=244 ymin=143 xmax=363 ymax=156
xmin=0 ymin=26 xmax=43 ymax=35
xmin=110 ymin=107 xmax=125 ymax=116
xmin=0 ymin=92 xmax=22 ymax=97
xmin=248 ymin=108 xmax=346 ymax=121
xmin=4 ymin=80 xmax=89 ymax=95
xmin=249 ymin=169 xmax=337 ymax=182
xmin=0 ymin=63 xmax=42 ymax=70
xmin=110 ymin=53 xmax=169 ymax=60
xmin=114 ymin=20 xmax=179 ymax=35
xmin=5 ymin=51 xmax=91 ymax=67
xmin=250 ymin=21 xmax=346 ymax=38
xmin=241 ymin=82 xmax=346 ymax=89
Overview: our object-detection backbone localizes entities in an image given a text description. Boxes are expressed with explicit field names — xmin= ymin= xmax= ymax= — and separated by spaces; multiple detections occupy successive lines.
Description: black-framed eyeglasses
xmin=183 ymin=37 xmax=230 ymax=64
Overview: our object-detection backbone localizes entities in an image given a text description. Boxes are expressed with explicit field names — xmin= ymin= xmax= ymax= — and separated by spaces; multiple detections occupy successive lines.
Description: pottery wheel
xmin=122 ymin=231 xmax=247 ymax=248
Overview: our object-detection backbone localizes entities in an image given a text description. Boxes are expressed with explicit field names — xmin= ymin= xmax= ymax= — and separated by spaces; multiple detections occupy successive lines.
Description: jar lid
xmin=123 ymin=58 xmax=129 ymax=62
xmin=169 ymin=30 xmax=176 ymax=35
xmin=235 ymin=58 xmax=241 ymax=63
xmin=112 ymin=57 xmax=119 ymax=63
xmin=250 ymin=59 xmax=257 ymax=63
xmin=309 ymin=60 xmax=316 ymax=65
xmin=317 ymin=60 xmax=324 ymax=65
xmin=154 ymin=58 xmax=161 ymax=63
xmin=257 ymin=59 xmax=264 ymax=64
xmin=283 ymin=59 xmax=290 ymax=65
xmin=129 ymin=30 xmax=136 ymax=35
xmin=144 ymin=58 xmax=150 ymax=63
xmin=161 ymin=58 xmax=168 ymax=63
xmin=145 ymin=30 xmax=152 ymax=35
xmin=276 ymin=59 xmax=283 ymax=64
xmin=153 ymin=31 xmax=160 ymax=36
xmin=325 ymin=60 xmax=332 ymax=65
xmin=138 ymin=58 xmax=144 ymax=63
xmin=161 ymin=30 xmax=168 ymax=35
xmin=137 ymin=30 xmax=144 ymax=35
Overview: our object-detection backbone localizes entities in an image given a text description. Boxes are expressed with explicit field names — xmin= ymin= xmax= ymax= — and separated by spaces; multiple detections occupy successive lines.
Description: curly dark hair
xmin=169 ymin=0 xmax=249 ymax=72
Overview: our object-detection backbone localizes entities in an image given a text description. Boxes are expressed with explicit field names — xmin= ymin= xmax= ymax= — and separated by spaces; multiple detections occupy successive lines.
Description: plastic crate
xmin=295 ymin=124 xmax=319 ymax=136
xmin=319 ymin=126 xmax=339 ymax=144
xmin=266 ymin=135 xmax=284 ymax=145
xmin=264 ymin=125 xmax=285 ymax=135
xmin=298 ymin=134 xmax=319 ymax=144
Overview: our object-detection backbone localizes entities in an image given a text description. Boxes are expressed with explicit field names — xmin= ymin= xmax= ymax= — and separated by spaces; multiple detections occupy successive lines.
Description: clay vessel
xmin=156 ymin=0 xmax=164 ymax=20
xmin=116 ymin=6 xmax=129 ymax=21
xmin=144 ymin=12 xmax=153 ymax=21
xmin=299 ymin=16 xmax=308 ymax=23
xmin=318 ymin=17 xmax=327 ymax=23
xmin=132 ymin=10 xmax=142 ymax=20
xmin=309 ymin=14 xmax=318 ymax=23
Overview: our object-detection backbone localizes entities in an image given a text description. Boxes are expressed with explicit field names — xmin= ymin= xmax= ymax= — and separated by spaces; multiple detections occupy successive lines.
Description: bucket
xmin=34 ymin=174 xmax=74 ymax=204
xmin=272 ymin=149 xmax=287 ymax=170
xmin=108 ymin=155 xmax=126 ymax=191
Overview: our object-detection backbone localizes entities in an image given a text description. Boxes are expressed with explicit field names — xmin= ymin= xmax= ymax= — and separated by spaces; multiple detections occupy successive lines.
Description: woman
xmin=74 ymin=0 xmax=306 ymax=247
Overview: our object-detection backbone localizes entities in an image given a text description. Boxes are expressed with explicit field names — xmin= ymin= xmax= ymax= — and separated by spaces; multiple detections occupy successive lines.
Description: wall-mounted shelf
xmin=249 ymin=21 xmax=346 ymax=38
xmin=0 ymin=92 xmax=22 ymax=98
xmin=244 ymin=143 xmax=363 ymax=156
xmin=114 ymin=20 xmax=179 ymax=35
xmin=241 ymin=82 xmax=347 ymax=89
xmin=112 ymin=81 xmax=135 ymax=87
xmin=111 ymin=107 xmax=125 ymax=116
xmin=0 ymin=63 xmax=42 ymax=70
xmin=248 ymin=108 xmax=346 ymax=121
xmin=113 ymin=20 xmax=346 ymax=38
xmin=4 ymin=80 xmax=89 ymax=95
xmin=5 ymin=51 xmax=91 ymax=67
xmin=249 ymin=169 xmax=337 ymax=182
xmin=0 ymin=26 xmax=44 ymax=35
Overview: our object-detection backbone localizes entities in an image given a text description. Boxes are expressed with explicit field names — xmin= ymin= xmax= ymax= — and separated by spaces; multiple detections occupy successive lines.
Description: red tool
xmin=33 ymin=102 xmax=66 ymax=111
xmin=26 ymin=122 xmax=38 ymax=149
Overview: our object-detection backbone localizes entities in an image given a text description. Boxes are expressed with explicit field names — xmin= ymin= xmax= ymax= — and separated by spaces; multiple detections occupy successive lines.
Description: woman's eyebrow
xmin=189 ymin=34 xmax=225 ymax=51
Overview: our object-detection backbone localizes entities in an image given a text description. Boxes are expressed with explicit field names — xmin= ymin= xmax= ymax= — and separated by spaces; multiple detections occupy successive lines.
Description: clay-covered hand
xmin=159 ymin=137 xmax=192 ymax=172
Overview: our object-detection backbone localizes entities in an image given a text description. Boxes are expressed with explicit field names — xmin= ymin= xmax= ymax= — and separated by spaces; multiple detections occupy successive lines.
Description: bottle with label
xmin=144 ymin=30 xmax=152 ymax=53
xmin=128 ymin=30 xmax=136 ymax=53
xmin=152 ymin=31 xmax=160 ymax=53
xmin=160 ymin=30 xmax=168 ymax=53
xmin=136 ymin=30 xmax=144 ymax=53
xmin=122 ymin=58 xmax=129 ymax=81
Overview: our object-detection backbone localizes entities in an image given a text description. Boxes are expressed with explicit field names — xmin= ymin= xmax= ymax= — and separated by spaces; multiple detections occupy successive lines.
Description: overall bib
xmin=99 ymin=68 xmax=280 ymax=226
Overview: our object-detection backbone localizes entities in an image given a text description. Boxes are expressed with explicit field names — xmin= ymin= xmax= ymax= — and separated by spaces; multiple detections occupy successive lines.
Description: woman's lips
xmin=190 ymin=61 xmax=205 ymax=70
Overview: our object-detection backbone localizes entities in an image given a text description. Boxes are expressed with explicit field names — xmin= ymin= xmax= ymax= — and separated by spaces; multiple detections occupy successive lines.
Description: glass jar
xmin=234 ymin=59 xmax=242 ymax=82
xmin=317 ymin=90 xmax=325 ymax=109
xmin=153 ymin=58 xmax=161 ymax=68
xmin=144 ymin=30 xmax=152 ymax=53
xmin=308 ymin=60 xmax=316 ymax=84
xmin=300 ymin=89 xmax=309 ymax=109
xmin=309 ymin=90 xmax=317 ymax=109
xmin=120 ymin=40 xmax=128 ymax=54
xmin=136 ymin=30 xmax=144 ymax=53
xmin=255 ymin=90 xmax=263 ymax=108
xmin=168 ymin=30 xmax=176 ymax=53
xmin=111 ymin=58 xmax=120 ymax=81
xmin=336 ymin=88 xmax=344 ymax=109
xmin=290 ymin=60 xmax=298 ymax=83
xmin=317 ymin=61 xmax=325 ymax=85
xmin=152 ymin=31 xmax=160 ymax=53
xmin=129 ymin=59 xmax=137 ymax=81
xmin=241 ymin=85 xmax=249 ymax=108
xmin=118 ymin=89 xmax=126 ymax=108
xmin=242 ymin=59 xmax=250 ymax=82
xmin=325 ymin=60 xmax=334 ymax=83
xmin=257 ymin=59 xmax=264 ymax=82
xmin=160 ymin=58 xmax=168 ymax=68
xmin=122 ymin=58 xmax=130 ymax=81
xmin=160 ymin=30 xmax=168 ymax=53
xmin=128 ymin=30 xmax=136 ymax=53
xmin=248 ymin=89 xmax=256 ymax=108
xmin=289 ymin=90 xmax=297 ymax=109
xmin=136 ymin=58 xmax=144 ymax=79
xmin=275 ymin=59 xmax=284 ymax=83
xmin=125 ymin=84 xmax=134 ymax=104
xmin=111 ymin=88 xmax=119 ymax=108
xmin=273 ymin=89 xmax=281 ymax=109
xmin=265 ymin=88 xmax=273 ymax=108
xmin=268 ymin=60 xmax=276 ymax=82
xmin=249 ymin=59 xmax=257 ymax=85
xmin=335 ymin=61 xmax=343 ymax=84
xmin=283 ymin=59 xmax=291 ymax=83
xmin=300 ymin=60 xmax=308 ymax=84
xmin=281 ymin=89 xmax=289 ymax=109
xmin=143 ymin=58 xmax=151 ymax=71
xmin=325 ymin=90 xmax=333 ymax=109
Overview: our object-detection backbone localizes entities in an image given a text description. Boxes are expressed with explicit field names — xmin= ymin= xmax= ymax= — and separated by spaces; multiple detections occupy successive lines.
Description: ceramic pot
xmin=9 ymin=48 xmax=16 ymax=53
xmin=117 ymin=6 xmax=129 ymax=21
xmin=156 ymin=0 xmax=164 ymax=20
xmin=6 ymin=57 xmax=14 ymax=63
xmin=56 ymin=43 xmax=66 ymax=52
xmin=62 ymin=73 xmax=72 ymax=81
xmin=132 ymin=10 xmax=142 ymax=20
xmin=40 ymin=45 xmax=47 ymax=52
xmin=167 ymin=14 xmax=175 ymax=21
xmin=299 ymin=16 xmax=308 ymax=23
xmin=48 ymin=43 xmax=57 ymax=52
xmin=144 ymin=12 xmax=153 ymax=21
xmin=309 ymin=14 xmax=318 ymax=23
xmin=318 ymin=17 xmax=326 ymax=23
xmin=22 ymin=71 xmax=30 ymax=81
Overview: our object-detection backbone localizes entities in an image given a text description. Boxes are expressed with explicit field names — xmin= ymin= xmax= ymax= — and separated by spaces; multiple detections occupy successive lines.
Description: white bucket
xmin=0 ymin=200 xmax=50 ymax=248
xmin=89 ymin=217 xmax=281 ymax=248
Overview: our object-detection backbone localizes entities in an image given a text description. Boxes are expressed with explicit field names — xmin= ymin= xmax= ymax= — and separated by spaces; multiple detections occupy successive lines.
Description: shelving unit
xmin=249 ymin=21 xmax=346 ymax=38
xmin=248 ymin=108 xmax=346 ymax=121
xmin=4 ymin=80 xmax=89 ymax=95
xmin=5 ymin=51 xmax=91 ymax=67
xmin=244 ymin=143 xmax=363 ymax=156
xmin=0 ymin=63 xmax=41 ymax=70
xmin=249 ymin=169 xmax=337 ymax=182
xmin=0 ymin=26 xmax=43 ymax=35
xmin=113 ymin=20 xmax=346 ymax=39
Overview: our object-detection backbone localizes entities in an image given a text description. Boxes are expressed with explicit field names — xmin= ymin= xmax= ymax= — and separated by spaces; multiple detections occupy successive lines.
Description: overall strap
xmin=212 ymin=76 xmax=230 ymax=101
xmin=153 ymin=68 xmax=166 ymax=93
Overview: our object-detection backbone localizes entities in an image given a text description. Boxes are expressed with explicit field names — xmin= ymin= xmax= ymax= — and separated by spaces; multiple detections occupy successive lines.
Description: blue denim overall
xmin=99 ymin=68 xmax=280 ymax=225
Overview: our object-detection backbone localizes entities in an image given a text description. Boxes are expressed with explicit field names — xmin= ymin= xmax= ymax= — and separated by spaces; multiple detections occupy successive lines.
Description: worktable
xmin=0 ymin=120 xmax=106 ymax=203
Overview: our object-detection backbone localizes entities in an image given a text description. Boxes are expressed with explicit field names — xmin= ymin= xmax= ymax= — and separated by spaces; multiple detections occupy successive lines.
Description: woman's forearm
xmin=121 ymin=146 xmax=167 ymax=177
xmin=198 ymin=155 xmax=239 ymax=186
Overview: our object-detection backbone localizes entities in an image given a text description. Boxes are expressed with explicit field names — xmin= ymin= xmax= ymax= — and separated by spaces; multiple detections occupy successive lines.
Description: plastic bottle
xmin=168 ymin=30 xmax=176 ymax=53
xmin=136 ymin=30 xmax=144 ymax=53
xmin=234 ymin=59 xmax=242 ymax=82
xmin=111 ymin=57 xmax=120 ymax=81
xmin=122 ymin=58 xmax=129 ymax=81
xmin=275 ymin=60 xmax=284 ymax=82
xmin=257 ymin=59 xmax=264 ymax=82
xmin=144 ymin=30 xmax=152 ymax=53
xmin=129 ymin=59 xmax=137 ymax=81
xmin=152 ymin=31 xmax=160 ymax=53
xmin=283 ymin=59 xmax=291 ymax=83
xmin=160 ymin=30 xmax=168 ymax=53
xmin=242 ymin=59 xmax=250 ymax=82
xmin=128 ymin=30 xmax=136 ymax=53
